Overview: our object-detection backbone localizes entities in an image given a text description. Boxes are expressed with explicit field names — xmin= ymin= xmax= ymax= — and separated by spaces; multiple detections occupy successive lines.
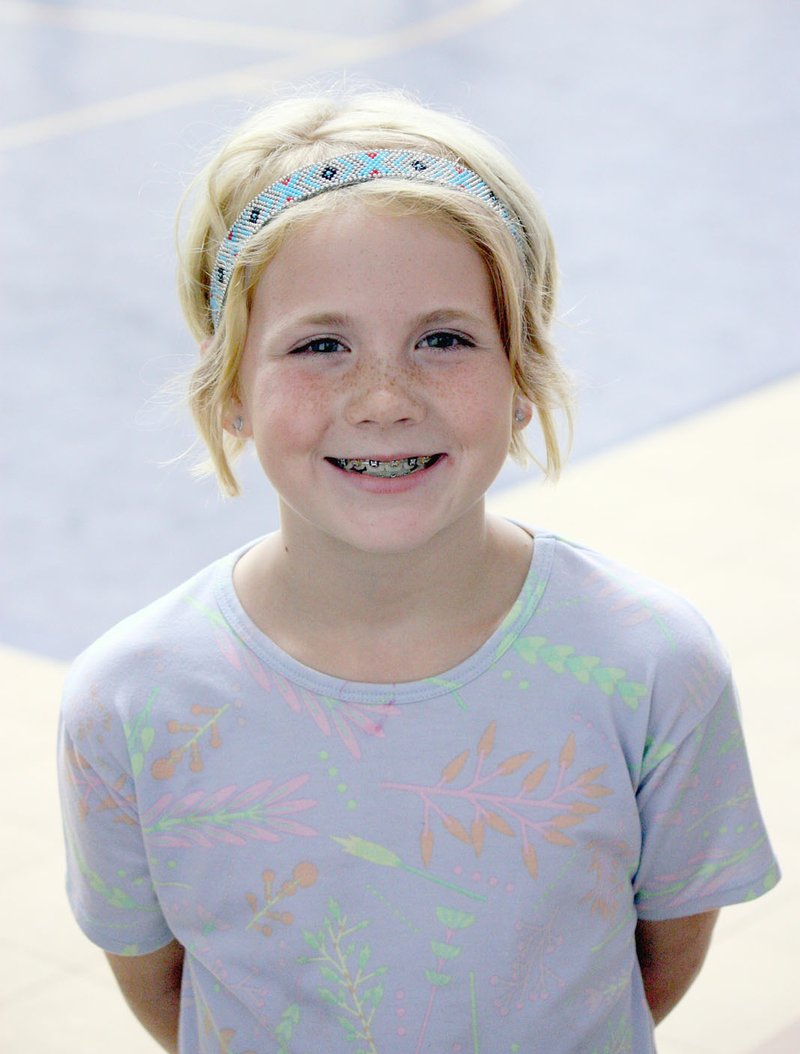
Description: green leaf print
xmin=415 ymin=906 xmax=478 ymax=1052
xmin=362 ymin=984 xmax=384 ymax=1009
xmin=299 ymin=901 xmax=386 ymax=1053
xmin=109 ymin=887 xmax=138 ymax=909
xmin=515 ymin=636 xmax=647 ymax=710
xmin=124 ymin=688 xmax=158 ymax=778
xmin=516 ymin=636 xmax=649 ymax=712
xmin=589 ymin=1012 xmax=633 ymax=1054
xmin=641 ymin=736 xmax=676 ymax=775
xmin=431 ymin=941 xmax=462 ymax=959
xmin=514 ymin=636 xmax=546 ymax=664
xmin=332 ymin=834 xmax=488 ymax=902
xmin=319 ymin=965 xmax=341 ymax=984
xmin=276 ymin=1004 xmax=300 ymax=1054
xmin=319 ymin=988 xmax=347 ymax=1008
xmin=592 ymin=667 xmax=625 ymax=696
xmin=540 ymin=644 xmax=575 ymax=672
xmin=435 ymin=906 xmax=476 ymax=929
xmin=566 ymin=654 xmax=600 ymax=683
xmin=424 ymin=969 xmax=452 ymax=986
xmin=618 ymin=681 xmax=648 ymax=709
xmin=67 ymin=829 xmax=156 ymax=914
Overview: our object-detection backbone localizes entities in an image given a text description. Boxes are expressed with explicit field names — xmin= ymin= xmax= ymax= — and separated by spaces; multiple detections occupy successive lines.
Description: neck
xmin=271 ymin=502 xmax=497 ymax=629
xmin=233 ymin=505 xmax=533 ymax=681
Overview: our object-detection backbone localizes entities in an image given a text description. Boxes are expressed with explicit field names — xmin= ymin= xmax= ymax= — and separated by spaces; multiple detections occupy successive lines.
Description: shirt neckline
xmin=213 ymin=526 xmax=556 ymax=705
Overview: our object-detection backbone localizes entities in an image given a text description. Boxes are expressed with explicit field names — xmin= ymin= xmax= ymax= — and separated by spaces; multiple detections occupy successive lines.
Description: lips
xmin=326 ymin=454 xmax=443 ymax=478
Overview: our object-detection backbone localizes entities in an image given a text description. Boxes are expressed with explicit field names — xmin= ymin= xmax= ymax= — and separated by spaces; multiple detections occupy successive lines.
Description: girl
xmin=58 ymin=91 xmax=779 ymax=1054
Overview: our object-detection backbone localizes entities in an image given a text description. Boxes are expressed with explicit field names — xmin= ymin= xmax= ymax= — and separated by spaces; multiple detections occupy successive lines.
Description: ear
xmin=513 ymin=398 xmax=533 ymax=429
xmin=222 ymin=393 xmax=252 ymax=439
xmin=201 ymin=335 xmax=252 ymax=439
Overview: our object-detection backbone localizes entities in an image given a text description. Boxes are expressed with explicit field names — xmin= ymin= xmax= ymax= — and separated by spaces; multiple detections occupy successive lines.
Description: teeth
xmin=332 ymin=455 xmax=437 ymax=478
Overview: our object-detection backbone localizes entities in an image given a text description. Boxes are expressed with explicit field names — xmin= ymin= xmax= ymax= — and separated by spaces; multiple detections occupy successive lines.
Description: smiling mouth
xmin=327 ymin=454 xmax=443 ymax=478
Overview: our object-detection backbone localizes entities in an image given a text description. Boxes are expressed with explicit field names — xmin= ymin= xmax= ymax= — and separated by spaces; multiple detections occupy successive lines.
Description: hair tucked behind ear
xmin=177 ymin=89 xmax=573 ymax=496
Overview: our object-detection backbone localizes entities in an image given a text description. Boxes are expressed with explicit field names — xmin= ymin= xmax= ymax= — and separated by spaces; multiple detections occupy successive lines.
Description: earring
xmin=514 ymin=408 xmax=526 ymax=423
xmin=233 ymin=415 xmax=244 ymax=432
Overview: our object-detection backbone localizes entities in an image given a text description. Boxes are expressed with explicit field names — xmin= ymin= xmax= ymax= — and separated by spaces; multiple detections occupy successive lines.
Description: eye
xmin=291 ymin=337 xmax=346 ymax=355
xmin=418 ymin=331 xmax=474 ymax=351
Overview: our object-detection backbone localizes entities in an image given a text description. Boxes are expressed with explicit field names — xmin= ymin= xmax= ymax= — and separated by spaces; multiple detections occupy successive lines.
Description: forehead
xmin=249 ymin=204 xmax=496 ymax=327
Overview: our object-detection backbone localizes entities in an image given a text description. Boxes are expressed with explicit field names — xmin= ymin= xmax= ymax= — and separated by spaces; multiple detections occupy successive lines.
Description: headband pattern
xmin=209 ymin=148 xmax=523 ymax=329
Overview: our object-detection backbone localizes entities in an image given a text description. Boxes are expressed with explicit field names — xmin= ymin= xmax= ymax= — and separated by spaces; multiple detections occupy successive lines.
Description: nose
xmin=343 ymin=355 xmax=425 ymax=427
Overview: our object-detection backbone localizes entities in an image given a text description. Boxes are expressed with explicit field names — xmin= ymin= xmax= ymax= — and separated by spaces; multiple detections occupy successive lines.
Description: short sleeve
xmin=633 ymin=677 xmax=779 ymax=920
xmin=57 ymin=671 xmax=173 ymax=955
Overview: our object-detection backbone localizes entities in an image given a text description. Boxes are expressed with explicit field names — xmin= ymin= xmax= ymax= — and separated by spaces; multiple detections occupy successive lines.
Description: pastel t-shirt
xmin=58 ymin=529 xmax=779 ymax=1053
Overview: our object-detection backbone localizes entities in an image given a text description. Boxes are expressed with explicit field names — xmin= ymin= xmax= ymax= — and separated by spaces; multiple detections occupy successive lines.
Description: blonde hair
xmin=177 ymin=90 xmax=573 ymax=496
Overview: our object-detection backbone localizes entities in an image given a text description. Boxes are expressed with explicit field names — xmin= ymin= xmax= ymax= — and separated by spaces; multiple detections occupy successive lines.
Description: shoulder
xmin=530 ymin=528 xmax=732 ymax=701
xmin=61 ymin=542 xmax=253 ymax=727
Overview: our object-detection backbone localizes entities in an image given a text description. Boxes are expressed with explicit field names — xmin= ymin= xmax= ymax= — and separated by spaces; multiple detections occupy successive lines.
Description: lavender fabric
xmin=58 ymin=527 xmax=779 ymax=1053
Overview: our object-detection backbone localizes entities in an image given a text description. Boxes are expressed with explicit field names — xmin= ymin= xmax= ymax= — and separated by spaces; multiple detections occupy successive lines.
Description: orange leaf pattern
xmin=383 ymin=723 xmax=612 ymax=878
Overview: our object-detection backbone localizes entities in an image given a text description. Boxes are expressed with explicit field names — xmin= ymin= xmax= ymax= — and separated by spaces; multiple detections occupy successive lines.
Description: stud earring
xmin=233 ymin=415 xmax=244 ymax=432
xmin=514 ymin=408 xmax=526 ymax=423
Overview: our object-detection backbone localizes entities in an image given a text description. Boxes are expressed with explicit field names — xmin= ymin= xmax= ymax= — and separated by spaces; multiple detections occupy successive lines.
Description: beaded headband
xmin=209 ymin=148 xmax=523 ymax=329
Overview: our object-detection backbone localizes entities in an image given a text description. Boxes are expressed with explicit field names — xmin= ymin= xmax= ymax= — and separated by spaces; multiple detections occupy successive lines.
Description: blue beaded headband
xmin=209 ymin=148 xmax=523 ymax=329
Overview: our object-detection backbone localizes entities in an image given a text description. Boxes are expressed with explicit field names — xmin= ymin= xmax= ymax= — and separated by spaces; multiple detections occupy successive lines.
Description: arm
xmin=635 ymin=909 xmax=719 ymax=1024
xmin=105 ymin=939 xmax=185 ymax=1053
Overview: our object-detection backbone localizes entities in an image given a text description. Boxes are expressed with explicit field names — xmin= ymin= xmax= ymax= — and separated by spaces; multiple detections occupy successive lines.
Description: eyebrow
xmin=285 ymin=309 xmax=489 ymax=331
xmin=411 ymin=309 xmax=489 ymax=330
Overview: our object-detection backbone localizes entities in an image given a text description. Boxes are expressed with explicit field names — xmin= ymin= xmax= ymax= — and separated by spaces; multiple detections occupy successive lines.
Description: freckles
xmin=442 ymin=369 xmax=512 ymax=421
xmin=267 ymin=370 xmax=330 ymax=415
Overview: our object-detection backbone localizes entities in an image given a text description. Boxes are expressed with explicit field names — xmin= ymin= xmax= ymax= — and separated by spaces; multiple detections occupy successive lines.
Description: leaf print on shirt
xmin=491 ymin=909 xmax=563 ymax=1015
xmin=332 ymin=836 xmax=487 ymax=902
xmin=64 ymin=743 xmax=137 ymax=825
xmin=141 ymin=776 xmax=317 ymax=848
xmin=636 ymin=836 xmax=772 ymax=914
xmin=514 ymin=637 xmax=647 ymax=710
xmin=589 ymin=1012 xmax=633 ymax=1054
xmin=298 ymin=898 xmax=387 ymax=1053
xmin=198 ymin=600 xmax=399 ymax=761
xmin=383 ymin=723 xmax=611 ymax=879
xmin=63 ymin=827 xmax=161 ymax=913
xmin=581 ymin=567 xmax=677 ymax=650
xmin=150 ymin=703 xmax=230 ymax=780
xmin=414 ymin=907 xmax=476 ymax=1053
xmin=246 ymin=860 xmax=319 ymax=937
xmin=584 ymin=972 xmax=630 ymax=1015
xmin=216 ymin=1031 xmax=257 ymax=1054
xmin=580 ymin=834 xmax=635 ymax=921
xmin=274 ymin=672 xmax=399 ymax=760
xmin=123 ymin=688 xmax=158 ymax=778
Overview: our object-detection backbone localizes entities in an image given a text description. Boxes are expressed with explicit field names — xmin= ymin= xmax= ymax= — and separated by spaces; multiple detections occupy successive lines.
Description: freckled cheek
xmin=249 ymin=373 xmax=336 ymax=446
xmin=434 ymin=369 xmax=515 ymax=433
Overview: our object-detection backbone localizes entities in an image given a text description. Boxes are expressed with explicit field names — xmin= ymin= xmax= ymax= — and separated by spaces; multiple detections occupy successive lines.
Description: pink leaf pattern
xmin=271 ymin=673 xmax=398 ymax=760
xmin=201 ymin=605 xmax=399 ymax=759
xmin=582 ymin=569 xmax=674 ymax=639
xmin=65 ymin=745 xmax=137 ymax=825
xmin=383 ymin=724 xmax=610 ymax=878
xmin=638 ymin=838 xmax=773 ymax=913
xmin=140 ymin=776 xmax=318 ymax=848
